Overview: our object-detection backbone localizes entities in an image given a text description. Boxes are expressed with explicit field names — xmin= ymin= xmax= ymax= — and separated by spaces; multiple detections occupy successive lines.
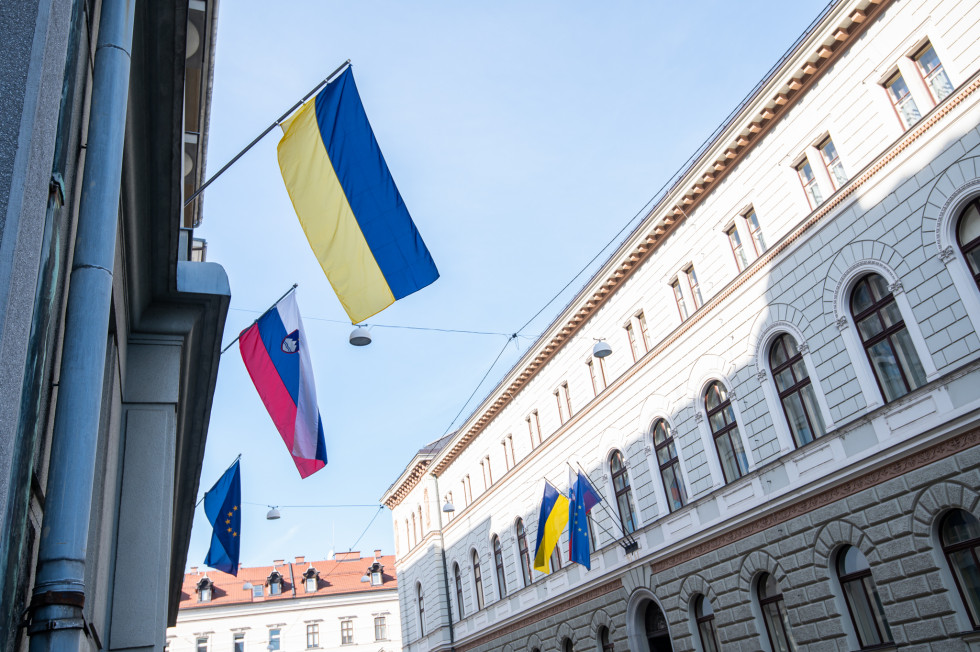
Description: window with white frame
xmin=726 ymin=224 xmax=749 ymax=272
xmin=375 ymin=616 xmax=388 ymax=641
xmin=796 ymin=157 xmax=823 ymax=208
xmin=884 ymin=70 xmax=921 ymax=129
xmin=636 ymin=311 xmax=650 ymax=350
xmin=587 ymin=358 xmax=606 ymax=395
xmin=492 ymin=534 xmax=507 ymax=599
xmin=268 ymin=629 xmax=281 ymax=651
xmin=555 ymin=382 xmax=572 ymax=423
xmin=516 ymin=518 xmax=532 ymax=587
xmin=625 ymin=320 xmax=640 ymax=362
xmin=609 ymin=450 xmax=637 ymax=535
xmin=526 ymin=411 xmax=541 ymax=447
xmin=472 ymin=549 xmax=485 ymax=610
xmin=769 ymin=334 xmax=825 ymax=447
xmin=940 ymin=509 xmax=980 ymax=629
xmin=341 ymin=620 xmax=354 ymax=645
xmin=671 ymin=279 xmax=689 ymax=320
xmin=704 ymin=381 xmax=749 ymax=483
xmin=913 ymin=41 xmax=953 ymax=103
xmin=549 ymin=542 xmax=562 ymax=573
xmin=233 ymin=632 xmax=244 ymax=652
xmin=685 ymin=266 xmax=703 ymax=309
xmin=196 ymin=637 xmax=209 ymax=652
xmin=651 ymin=419 xmax=687 ymax=512
xmin=307 ymin=623 xmax=320 ymax=649
xmin=850 ymin=273 xmax=926 ymax=402
xmin=818 ymin=136 xmax=847 ymax=189
xmin=745 ymin=208 xmax=766 ymax=255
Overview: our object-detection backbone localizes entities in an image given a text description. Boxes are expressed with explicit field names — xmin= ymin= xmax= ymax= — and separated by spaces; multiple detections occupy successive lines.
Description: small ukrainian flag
xmin=277 ymin=67 xmax=439 ymax=323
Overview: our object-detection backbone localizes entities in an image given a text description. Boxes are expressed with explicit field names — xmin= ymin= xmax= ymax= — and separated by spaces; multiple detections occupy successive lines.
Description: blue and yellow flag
xmin=204 ymin=459 xmax=241 ymax=576
xmin=533 ymin=480 xmax=569 ymax=574
xmin=277 ymin=67 xmax=439 ymax=323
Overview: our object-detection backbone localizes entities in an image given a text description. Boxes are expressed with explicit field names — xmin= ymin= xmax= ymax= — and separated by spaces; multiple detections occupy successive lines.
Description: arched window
xmin=758 ymin=573 xmax=795 ymax=652
xmin=694 ymin=595 xmax=720 ymax=652
xmin=652 ymin=419 xmax=687 ymax=512
xmin=598 ymin=625 xmax=614 ymax=652
xmin=644 ymin=601 xmax=671 ymax=652
xmin=704 ymin=381 xmax=748 ymax=483
xmin=610 ymin=450 xmax=637 ymax=534
xmin=550 ymin=543 xmax=563 ymax=572
xmin=958 ymin=198 xmax=980 ymax=290
xmin=516 ymin=518 xmax=532 ymax=587
xmin=472 ymin=550 xmax=485 ymax=610
xmin=940 ymin=509 xmax=980 ymax=629
xmin=416 ymin=583 xmax=425 ymax=636
xmin=769 ymin=334 xmax=825 ymax=447
xmin=453 ymin=562 xmax=464 ymax=620
xmin=562 ymin=638 xmax=573 ymax=652
xmin=850 ymin=273 xmax=926 ymax=402
xmin=492 ymin=535 xmax=507 ymax=599
xmin=836 ymin=546 xmax=893 ymax=648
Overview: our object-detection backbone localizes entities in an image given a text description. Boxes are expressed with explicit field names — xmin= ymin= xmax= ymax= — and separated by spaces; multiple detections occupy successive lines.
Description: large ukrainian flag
xmin=277 ymin=67 xmax=439 ymax=323
xmin=533 ymin=481 xmax=570 ymax=574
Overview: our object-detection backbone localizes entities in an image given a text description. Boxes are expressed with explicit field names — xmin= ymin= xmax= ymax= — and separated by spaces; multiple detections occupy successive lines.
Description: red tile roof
xmin=179 ymin=552 xmax=397 ymax=610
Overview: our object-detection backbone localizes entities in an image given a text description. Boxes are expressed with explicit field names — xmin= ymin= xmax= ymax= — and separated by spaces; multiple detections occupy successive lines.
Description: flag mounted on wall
xmin=204 ymin=459 xmax=241 ymax=575
xmin=533 ymin=480 xmax=569 ymax=574
xmin=568 ymin=468 xmax=602 ymax=569
xmin=239 ymin=291 xmax=328 ymax=478
xmin=277 ymin=66 xmax=439 ymax=324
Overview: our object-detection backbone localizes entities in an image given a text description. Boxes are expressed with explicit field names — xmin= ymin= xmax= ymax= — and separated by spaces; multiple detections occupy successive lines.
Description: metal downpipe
xmin=28 ymin=0 xmax=136 ymax=649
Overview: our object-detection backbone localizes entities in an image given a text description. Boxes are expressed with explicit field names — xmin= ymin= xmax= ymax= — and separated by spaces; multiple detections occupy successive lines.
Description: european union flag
xmin=204 ymin=459 xmax=241 ymax=576
xmin=568 ymin=468 xmax=601 ymax=569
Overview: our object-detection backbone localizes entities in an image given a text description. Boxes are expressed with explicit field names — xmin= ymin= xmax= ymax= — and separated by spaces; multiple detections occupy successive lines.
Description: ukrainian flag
xmin=533 ymin=480 xmax=570 ymax=574
xmin=277 ymin=67 xmax=439 ymax=323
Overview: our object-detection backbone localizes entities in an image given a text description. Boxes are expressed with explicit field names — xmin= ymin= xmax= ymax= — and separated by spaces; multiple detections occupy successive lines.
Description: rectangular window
xmin=885 ymin=71 xmax=921 ymax=129
xmin=625 ymin=322 xmax=639 ymax=362
xmin=914 ymin=42 xmax=953 ymax=102
xmin=197 ymin=637 xmax=208 ymax=652
xmin=636 ymin=311 xmax=650 ymax=350
xmin=252 ymin=584 xmax=264 ymax=598
xmin=341 ymin=620 xmax=354 ymax=645
xmin=796 ymin=158 xmax=824 ymax=208
xmin=306 ymin=576 xmax=316 ymax=593
xmin=554 ymin=388 xmax=566 ymax=424
xmin=671 ymin=280 xmax=688 ymax=320
xmin=726 ymin=225 xmax=748 ymax=272
xmin=559 ymin=382 xmax=572 ymax=419
xmin=233 ymin=633 xmax=245 ymax=652
xmin=526 ymin=410 xmax=541 ymax=445
xmin=375 ymin=616 xmax=387 ymax=641
xmin=745 ymin=209 xmax=766 ymax=254
xmin=587 ymin=359 xmax=600 ymax=396
xmin=307 ymin=624 xmax=320 ymax=649
xmin=686 ymin=266 xmax=703 ymax=309
xmin=484 ymin=456 xmax=492 ymax=486
xmin=269 ymin=629 xmax=281 ymax=651
xmin=269 ymin=581 xmax=281 ymax=595
xmin=818 ymin=137 xmax=847 ymax=189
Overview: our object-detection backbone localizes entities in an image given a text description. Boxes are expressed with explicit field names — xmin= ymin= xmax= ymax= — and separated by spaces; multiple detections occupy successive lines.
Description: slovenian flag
xmin=277 ymin=66 xmax=439 ymax=324
xmin=239 ymin=292 xmax=327 ymax=478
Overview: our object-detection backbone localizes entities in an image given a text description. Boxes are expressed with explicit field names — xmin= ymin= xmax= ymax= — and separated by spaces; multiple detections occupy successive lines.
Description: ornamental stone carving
xmin=836 ymin=316 xmax=849 ymax=331
xmin=694 ymin=412 xmax=704 ymax=424
xmin=940 ymin=246 xmax=957 ymax=263
xmin=756 ymin=369 xmax=768 ymax=383
xmin=888 ymin=280 xmax=904 ymax=295
xmin=797 ymin=341 xmax=810 ymax=354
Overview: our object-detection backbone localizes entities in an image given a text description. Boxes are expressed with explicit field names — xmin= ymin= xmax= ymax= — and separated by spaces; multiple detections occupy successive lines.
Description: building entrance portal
xmin=645 ymin=601 xmax=673 ymax=652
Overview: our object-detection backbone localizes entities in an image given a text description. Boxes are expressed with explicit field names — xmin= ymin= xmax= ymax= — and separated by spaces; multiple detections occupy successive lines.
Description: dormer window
xmin=303 ymin=566 xmax=320 ymax=593
xmin=196 ymin=576 xmax=213 ymax=603
xmin=267 ymin=570 xmax=284 ymax=596
xmin=365 ymin=561 xmax=384 ymax=586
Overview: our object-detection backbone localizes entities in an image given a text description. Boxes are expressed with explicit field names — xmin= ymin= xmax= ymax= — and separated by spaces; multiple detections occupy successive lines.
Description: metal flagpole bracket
xmin=183 ymin=60 xmax=352 ymax=209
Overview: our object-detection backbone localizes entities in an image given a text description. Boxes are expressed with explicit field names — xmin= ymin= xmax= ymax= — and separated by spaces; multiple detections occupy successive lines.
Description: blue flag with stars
xmin=568 ymin=468 xmax=602 ymax=569
xmin=204 ymin=459 xmax=241 ymax=576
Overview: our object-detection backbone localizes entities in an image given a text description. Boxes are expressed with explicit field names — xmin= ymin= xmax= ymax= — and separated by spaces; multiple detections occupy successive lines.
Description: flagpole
xmin=196 ymin=453 xmax=242 ymax=507
xmin=220 ymin=283 xmax=298 ymax=355
xmin=574 ymin=461 xmax=637 ymax=548
xmin=183 ymin=59 xmax=352 ymax=209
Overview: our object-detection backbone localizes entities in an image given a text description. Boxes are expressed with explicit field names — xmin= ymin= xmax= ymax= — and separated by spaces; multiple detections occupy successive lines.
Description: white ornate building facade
xmin=167 ymin=552 xmax=401 ymax=652
xmin=383 ymin=0 xmax=980 ymax=650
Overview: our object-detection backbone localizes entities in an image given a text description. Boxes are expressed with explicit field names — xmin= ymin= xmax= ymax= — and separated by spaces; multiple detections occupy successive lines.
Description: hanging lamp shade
xmin=266 ymin=507 xmax=281 ymax=520
xmin=349 ymin=326 xmax=372 ymax=346
xmin=593 ymin=340 xmax=612 ymax=358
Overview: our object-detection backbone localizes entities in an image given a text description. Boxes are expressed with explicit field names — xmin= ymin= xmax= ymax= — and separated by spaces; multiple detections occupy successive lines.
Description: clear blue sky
xmin=189 ymin=1 xmax=832 ymax=568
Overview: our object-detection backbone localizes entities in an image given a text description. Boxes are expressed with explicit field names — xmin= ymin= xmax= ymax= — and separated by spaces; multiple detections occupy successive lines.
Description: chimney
xmin=295 ymin=556 xmax=305 ymax=564
xmin=273 ymin=559 xmax=284 ymax=566
xmin=190 ymin=566 xmax=198 ymax=573
xmin=374 ymin=549 xmax=382 ymax=559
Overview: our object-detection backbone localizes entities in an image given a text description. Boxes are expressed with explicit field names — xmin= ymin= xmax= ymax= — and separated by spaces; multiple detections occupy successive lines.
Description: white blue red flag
xmin=239 ymin=292 xmax=327 ymax=478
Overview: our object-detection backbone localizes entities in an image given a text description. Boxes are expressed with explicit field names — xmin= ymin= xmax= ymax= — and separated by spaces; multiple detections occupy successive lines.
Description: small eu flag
xmin=204 ymin=459 xmax=241 ymax=576
xmin=568 ymin=468 xmax=602 ymax=570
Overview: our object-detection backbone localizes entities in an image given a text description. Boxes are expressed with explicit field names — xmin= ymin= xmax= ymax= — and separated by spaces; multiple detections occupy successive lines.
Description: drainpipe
xmin=28 ymin=0 xmax=136 ymax=649
xmin=431 ymin=473 xmax=455 ymax=652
